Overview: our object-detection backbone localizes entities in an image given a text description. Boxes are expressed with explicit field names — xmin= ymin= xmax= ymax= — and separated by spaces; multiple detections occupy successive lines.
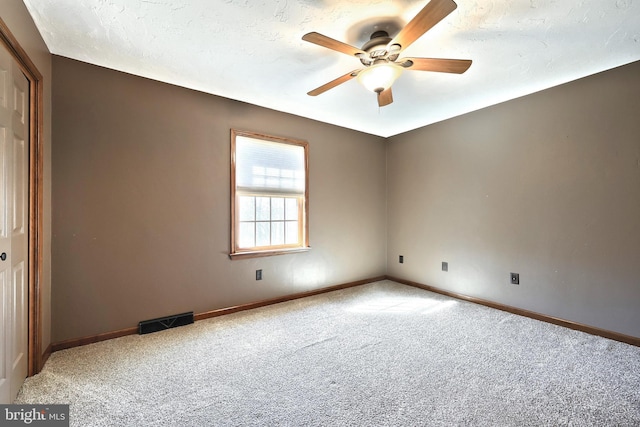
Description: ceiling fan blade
xmin=400 ymin=57 xmax=472 ymax=74
xmin=377 ymin=87 xmax=393 ymax=107
xmin=388 ymin=0 xmax=458 ymax=52
xmin=307 ymin=70 xmax=361 ymax=96
xmin=302 ymin=32 xmax=366 ymax=57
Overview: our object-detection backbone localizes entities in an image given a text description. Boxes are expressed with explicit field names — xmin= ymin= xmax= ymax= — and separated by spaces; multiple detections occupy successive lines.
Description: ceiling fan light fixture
xmin=357 ymin=62 xmax=403 ymax=93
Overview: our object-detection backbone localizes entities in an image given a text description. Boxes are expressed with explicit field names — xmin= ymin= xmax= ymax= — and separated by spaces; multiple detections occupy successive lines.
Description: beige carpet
xmin=16 ymin=280 xmax=640 ymax=426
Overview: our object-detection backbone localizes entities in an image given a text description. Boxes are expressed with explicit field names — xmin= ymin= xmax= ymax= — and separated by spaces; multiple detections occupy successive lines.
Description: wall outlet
xmin=442 ymin=261 xmax=448 ymax=272
xmin=399 ymin=255 xmax=404 ymax=264
xmin=510 ymin=272 xmax=519 ymax=285
xmin=256 ymin=269 xmax=262 ymax=280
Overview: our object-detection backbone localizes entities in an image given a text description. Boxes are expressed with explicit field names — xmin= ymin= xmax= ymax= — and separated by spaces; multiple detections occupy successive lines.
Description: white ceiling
xmin=23 ymin=0 xmax=640 ymax=137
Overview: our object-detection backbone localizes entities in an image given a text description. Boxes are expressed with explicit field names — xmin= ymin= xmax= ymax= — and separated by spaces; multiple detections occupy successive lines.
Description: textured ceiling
xmin=23 ymin=0 xmax=640 ymax=137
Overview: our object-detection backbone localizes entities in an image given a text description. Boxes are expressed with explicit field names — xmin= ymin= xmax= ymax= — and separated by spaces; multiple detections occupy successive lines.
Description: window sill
xmin=229 ymin=247 xmax=311 ymax=260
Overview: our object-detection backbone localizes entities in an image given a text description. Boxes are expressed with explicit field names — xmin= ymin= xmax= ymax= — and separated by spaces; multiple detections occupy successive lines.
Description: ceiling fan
xmin=302 ymin=0 xmax=472 ymax=107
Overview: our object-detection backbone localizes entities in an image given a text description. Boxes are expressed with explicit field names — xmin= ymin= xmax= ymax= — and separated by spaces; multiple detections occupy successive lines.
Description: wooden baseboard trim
xmin=387 ymin=275 xmax=640 ymax=347
xmin=194 ymin=276 xmax=387 ymax=321
xmin=51 ymin=326 xmax=138 ymax=352
xmin=40 ymin=344 xmax=52 ymax=370
xmin=50 ymin=275 xmax=387 ymax=352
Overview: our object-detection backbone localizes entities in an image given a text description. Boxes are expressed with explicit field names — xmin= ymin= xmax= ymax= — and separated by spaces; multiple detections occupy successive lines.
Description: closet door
xmin=0 ymin=41 xmax=29 ymax=404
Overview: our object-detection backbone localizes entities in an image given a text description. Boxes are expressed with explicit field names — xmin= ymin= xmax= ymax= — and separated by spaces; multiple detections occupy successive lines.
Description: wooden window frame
xmin=229 ymin=129 xmax=309 ymax=260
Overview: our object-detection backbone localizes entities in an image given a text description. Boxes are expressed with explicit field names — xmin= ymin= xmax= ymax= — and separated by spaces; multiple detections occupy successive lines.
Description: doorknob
xmin=0 ymin=253 xmax=6 ymax=261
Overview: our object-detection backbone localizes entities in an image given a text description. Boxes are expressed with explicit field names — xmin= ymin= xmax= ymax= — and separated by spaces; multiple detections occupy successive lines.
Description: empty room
xmin=1 ymin=0 xmax=639 ymax=425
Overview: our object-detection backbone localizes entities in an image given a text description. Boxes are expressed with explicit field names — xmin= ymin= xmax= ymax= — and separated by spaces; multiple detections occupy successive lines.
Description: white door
xmin=0 ymin=42 xmax=29 ymax=404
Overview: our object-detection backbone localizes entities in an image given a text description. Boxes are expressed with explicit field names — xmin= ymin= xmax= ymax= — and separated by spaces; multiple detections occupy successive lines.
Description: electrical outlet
xmin=510 ymin=272 xmax=519 ymax=285
xmin=256 ymin=269 xmax=262 ymax=280
xmin=399 ymin=255 xmax=404 ymax=264
xmin=442 ymin=261 xmax=448 ymax=272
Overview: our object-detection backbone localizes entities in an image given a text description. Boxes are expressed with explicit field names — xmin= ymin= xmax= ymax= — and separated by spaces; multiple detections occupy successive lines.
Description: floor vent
xmin=138 ymin=311 xmax=194 ymax=335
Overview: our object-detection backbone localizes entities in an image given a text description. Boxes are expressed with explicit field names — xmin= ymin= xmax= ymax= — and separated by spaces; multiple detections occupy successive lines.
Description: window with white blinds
xmin=230 ymin=130 xmax=309 ymax=259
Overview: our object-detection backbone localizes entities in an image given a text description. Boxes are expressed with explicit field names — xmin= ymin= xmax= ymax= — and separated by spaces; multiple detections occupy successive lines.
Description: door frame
xmin=0 ymin=18 xmax=44 ymax=376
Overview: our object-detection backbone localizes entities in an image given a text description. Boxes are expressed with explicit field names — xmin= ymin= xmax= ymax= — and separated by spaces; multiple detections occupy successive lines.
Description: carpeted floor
xmin=16 ymin=280 xmax=640 ymax=426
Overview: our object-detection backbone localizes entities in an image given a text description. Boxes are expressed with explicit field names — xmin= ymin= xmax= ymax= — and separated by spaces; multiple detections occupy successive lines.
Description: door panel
xmin=0 ymin=270 xmax=6 ymax=401
xmin=0 ymin=128 xmax=5 ymax=240
xmin=10 ymin=261 xmax=25 ymax=399
xmin=12 ymin=137 xmax=25 ymax=235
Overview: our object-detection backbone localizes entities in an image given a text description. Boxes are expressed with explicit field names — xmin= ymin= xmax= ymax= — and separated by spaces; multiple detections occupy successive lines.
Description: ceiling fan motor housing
xmin=359 ymin=30 xmax=402 ymax=66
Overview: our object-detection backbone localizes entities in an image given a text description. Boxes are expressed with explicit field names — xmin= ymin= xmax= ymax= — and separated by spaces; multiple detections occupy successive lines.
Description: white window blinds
xmin=235 ymin=135 xmax=305 ymax=195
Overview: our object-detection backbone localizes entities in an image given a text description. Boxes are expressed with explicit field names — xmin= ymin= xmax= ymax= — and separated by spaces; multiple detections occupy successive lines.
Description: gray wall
xmin=0 ymin=1 xmax=53 ymax=352
xmin=52 ymin=56 xmax=387 ymax=343
xmin=387 ymin=60 xmax=640 ymax=338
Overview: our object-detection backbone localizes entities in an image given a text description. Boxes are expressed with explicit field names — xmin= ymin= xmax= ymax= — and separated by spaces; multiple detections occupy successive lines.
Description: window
xmin=230 ymin=130 xmax=309 ymax=259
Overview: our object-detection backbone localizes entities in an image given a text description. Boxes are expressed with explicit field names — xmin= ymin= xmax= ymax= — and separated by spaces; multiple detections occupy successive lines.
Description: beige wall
xmin=0 ymin=1 xmax=53 ymax=353
xmin=51 ymin=56 xmax=387 ymax=342
xmin=388 ymin=61 xmax=640 ymax=338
